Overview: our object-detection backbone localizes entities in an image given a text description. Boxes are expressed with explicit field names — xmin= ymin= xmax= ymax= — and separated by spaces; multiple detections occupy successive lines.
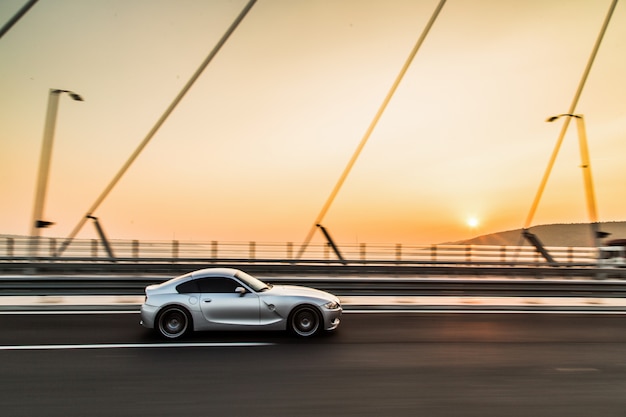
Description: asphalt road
xmin=2 ymin=311 xmax=626 ymax=417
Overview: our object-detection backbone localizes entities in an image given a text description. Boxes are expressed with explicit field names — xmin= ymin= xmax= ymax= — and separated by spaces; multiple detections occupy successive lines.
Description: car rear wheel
xmin=157 ymin=306 xmax=190 ymax=339
xmin=289 ymin=305 xmax=321 ymax=337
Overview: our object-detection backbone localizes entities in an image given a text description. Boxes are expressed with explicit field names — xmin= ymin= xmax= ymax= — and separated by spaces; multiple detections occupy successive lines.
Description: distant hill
xmin=451 ymin=221 xmax=626 ymax=247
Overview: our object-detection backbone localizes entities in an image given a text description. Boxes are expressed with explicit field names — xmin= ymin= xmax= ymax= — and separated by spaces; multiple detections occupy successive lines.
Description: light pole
xmin=29 ymin=89 xmax=84 ymax=257
xmin=547 ymin=113 xmax=602 ymax=248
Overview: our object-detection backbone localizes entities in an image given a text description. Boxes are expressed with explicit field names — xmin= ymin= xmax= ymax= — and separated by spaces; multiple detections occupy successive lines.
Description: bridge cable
xmin=296 ymin=0 xmax=447 ymax=259
xmin=0 ymin=0 xmax=38 ymax=40
xmin=57 ymin=0 xmax=257 ymax=255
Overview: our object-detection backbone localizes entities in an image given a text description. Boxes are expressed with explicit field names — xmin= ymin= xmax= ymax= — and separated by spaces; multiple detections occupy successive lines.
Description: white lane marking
xmin=0 ymin=342 xmax=274 ymax=351
xmin=556 ymin=368 xmax=599 ymax=372
xmin=0 ymin=310 xmax=139 ymax=315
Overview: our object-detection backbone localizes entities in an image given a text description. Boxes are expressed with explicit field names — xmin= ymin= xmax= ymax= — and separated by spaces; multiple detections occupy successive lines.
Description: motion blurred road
xmin=2 ymin=311 xmax=626 ymax=416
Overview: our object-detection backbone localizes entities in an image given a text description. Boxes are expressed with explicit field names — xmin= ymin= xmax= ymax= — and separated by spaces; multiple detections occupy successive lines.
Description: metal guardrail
xmin=2 ymin=236 xmax=597 ymax=264
xmin=0 ymin=259 xmax=615 ymax=277
xmin=2 ymin=237 xmax=625 ymax=304
xmin=4 ymin=235 xmax=621 ymax=280
xmin=1 ymin=274 xmax=626 ymax=298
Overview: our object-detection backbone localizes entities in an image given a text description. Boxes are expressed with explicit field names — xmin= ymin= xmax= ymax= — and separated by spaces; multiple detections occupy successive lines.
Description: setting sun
xmin=467 ymin=217 xmax=480 ymax=229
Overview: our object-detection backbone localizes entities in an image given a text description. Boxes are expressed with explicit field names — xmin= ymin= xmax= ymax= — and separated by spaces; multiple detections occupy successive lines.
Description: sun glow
xmin=467 ymin=217 xmax=479 ymax=229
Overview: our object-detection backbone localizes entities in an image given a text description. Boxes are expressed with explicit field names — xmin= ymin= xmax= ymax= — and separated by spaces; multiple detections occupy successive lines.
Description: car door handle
xmin=204 ymin=299 xmax=212 ymax=303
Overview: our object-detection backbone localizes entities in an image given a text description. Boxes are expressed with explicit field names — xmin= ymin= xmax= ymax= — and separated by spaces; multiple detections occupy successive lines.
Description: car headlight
xmin=323 ymin=301 xmax=340 ymax=310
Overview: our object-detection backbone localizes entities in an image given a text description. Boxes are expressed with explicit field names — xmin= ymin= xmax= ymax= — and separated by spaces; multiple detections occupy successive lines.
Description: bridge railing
xmin=1 ymin=236 xmax=597 ymax=266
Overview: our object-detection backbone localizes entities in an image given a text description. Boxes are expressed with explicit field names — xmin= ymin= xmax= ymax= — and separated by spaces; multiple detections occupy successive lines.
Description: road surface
xmin=2 ymin=311 xmax=626 ymax=416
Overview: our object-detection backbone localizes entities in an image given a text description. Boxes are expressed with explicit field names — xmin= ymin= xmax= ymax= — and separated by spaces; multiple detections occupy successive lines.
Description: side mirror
xmin=235 ymin=287 xmax=247 ymax=296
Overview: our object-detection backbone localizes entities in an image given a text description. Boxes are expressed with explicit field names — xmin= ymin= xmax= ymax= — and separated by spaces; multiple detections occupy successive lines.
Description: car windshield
xmin=235 ymin=270 xmax=271 ymax=292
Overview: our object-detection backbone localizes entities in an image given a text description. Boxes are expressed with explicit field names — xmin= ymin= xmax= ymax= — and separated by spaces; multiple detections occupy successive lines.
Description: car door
xmin=197 ymin=276 xmax=260 ymax=327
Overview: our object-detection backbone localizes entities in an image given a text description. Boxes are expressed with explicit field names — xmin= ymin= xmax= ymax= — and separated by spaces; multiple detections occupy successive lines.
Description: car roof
xmin=158 ymin=268 xmax=243 ymax=290
xmin=189 ymin=268 xmax=241 ymax=278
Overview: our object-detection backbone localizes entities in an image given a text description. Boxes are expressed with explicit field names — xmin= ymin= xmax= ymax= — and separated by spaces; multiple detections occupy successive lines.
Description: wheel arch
xmin=288 ymin=302 xmax=323 ymax=318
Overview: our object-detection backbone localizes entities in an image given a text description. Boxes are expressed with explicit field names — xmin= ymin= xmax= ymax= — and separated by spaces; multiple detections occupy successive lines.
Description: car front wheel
xmin=289 ymin=305 xmax=321 ymax=337
xmin=157 ymin=306 xmax=190 ymax=339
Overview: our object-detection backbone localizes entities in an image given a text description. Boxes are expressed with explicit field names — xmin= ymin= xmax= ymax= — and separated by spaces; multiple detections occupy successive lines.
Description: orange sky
xmin=1 ymin=0 xmax=626 ymax=247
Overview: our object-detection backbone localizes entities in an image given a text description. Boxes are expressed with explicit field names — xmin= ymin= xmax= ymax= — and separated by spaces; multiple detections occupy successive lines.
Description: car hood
xmin=265 ymin=285 xmax=337 ymax=301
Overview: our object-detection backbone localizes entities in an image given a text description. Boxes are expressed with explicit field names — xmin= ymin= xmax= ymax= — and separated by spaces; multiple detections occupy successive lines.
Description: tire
xmin=289 ymin=305 xmax=321 ymax=337
xmin=157 ymin=306 xmax=191 ymax=339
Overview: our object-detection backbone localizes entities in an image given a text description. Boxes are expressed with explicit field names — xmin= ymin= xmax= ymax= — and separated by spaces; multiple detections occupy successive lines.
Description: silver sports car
xmin=140 ymin=268 xmax=342 ymax=339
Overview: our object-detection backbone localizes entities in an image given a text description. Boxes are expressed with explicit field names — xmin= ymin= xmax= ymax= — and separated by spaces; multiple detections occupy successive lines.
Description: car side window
xmin=197 ymin=277 xmax=241 ymax=293
xmin=176 ymin=279 xmax=200 ymax=294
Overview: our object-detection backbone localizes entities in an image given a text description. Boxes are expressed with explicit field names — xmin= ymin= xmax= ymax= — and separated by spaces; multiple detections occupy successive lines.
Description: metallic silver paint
xmin=140 ymin=268 xmax=342 ymax=338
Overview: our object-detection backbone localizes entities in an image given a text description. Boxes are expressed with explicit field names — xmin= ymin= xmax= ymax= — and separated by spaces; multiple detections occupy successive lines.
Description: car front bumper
xmin=322 ymin=307 xmax=342 ymax=331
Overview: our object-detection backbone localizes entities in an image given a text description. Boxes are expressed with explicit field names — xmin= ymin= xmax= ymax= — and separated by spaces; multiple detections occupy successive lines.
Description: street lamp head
xmin=69 ymin=92 xmax=84 ymax=101
xmin=52 ymin=89 xmax=84 ymax=101
xmin=546 ymin=113 xmax=581 ymax=123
